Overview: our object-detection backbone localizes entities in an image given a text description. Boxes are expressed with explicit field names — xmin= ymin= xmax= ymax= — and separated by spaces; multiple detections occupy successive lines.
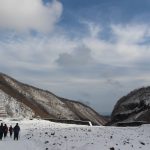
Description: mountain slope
xmin=0 ymin=73 xmax=106 ymax=125
xmin=110 ymin=87 xmax=150 ymax=125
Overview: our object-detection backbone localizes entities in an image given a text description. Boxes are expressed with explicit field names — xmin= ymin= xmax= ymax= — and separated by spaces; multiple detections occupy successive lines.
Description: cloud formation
xmin=0 ymin=0 xmax=63 ymax=32
xmin=1 ymin=19 xmax=150 ymax=114
xmin=83 ymin=23 xmax=150 ymax=66
xmin=56 ymin=46 xmax=94 ymax=69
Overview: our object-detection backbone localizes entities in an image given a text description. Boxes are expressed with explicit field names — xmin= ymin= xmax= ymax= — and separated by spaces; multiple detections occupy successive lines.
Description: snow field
xmin=0 ymin=119 xmax=150 ymax=150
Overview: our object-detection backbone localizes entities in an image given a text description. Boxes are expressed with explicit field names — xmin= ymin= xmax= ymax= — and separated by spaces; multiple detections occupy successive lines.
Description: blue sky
xmin=60 ymin=0 xmax=150 ymax=30
xmin=0 ymin=0 xmax=150 ymax=115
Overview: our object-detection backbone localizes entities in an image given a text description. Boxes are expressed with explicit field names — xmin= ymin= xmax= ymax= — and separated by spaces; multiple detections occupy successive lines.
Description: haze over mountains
xmin=0 ymin=73 xmax=106 ymax=125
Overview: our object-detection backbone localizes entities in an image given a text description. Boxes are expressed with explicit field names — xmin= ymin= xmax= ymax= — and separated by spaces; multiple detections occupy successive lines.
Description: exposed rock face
xmin=110 ymin=87 xmax=150 ymax=125
xmin=0 ymin=73 xmax=106 ymax=125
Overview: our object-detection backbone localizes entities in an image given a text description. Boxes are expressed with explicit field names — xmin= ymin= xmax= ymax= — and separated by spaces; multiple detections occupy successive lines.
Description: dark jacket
xmin=3 ymin=125 xmax=8 ymax=133
xmin=0 ymin=125 xmax=3 ymax=133
xmin=13 ymin=125 xmax=20 ymax=133
xmin=9 ymin=126 xmax=13 ymax=133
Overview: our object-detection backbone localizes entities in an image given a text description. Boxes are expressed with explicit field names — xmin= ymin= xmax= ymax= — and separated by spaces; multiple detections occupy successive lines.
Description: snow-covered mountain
xmin=110 ymin=87 xmax=150 ymax=125
xmin=0 ymin=73 xmax=106 ymax=125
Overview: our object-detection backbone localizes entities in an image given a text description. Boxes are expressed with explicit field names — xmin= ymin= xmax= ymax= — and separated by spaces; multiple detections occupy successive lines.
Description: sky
xmin=0 ymin=0 xmax=150 ymax=115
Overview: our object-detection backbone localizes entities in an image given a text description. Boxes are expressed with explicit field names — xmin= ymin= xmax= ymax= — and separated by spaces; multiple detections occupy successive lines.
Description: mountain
xmin=110 ymin=87 xmax=150 ymax=125
xmin=0 ymin=73 xmax=106 ymax=125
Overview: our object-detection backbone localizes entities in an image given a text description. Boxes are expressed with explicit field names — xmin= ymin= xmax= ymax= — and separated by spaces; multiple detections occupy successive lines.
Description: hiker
xmin=13 ymin=123 xmax=20 ymax=140
xmin=0 ymin=123 xmax=3 ymax=140
xmin=9 ymin=125 xmax=13 ymax=138
xmin=3 ymin=124 xmax=8 ymax=138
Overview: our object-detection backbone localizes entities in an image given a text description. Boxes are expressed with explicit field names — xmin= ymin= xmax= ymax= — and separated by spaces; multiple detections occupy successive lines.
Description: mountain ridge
xmin=110 ymin=86 xmax=150 ymax=125
xmin=0 ymin=72 xmax=106 ymax=125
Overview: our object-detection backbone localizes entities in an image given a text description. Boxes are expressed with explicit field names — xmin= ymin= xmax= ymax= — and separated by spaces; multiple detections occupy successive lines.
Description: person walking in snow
xmin=9 ymin=125 xmax=13 ymax=138
xmin=13 ymin=123 xmax=20 ymax=140
xmin=3 ymin=124 xmax=8 ymax=138
xmin=0 ymin=123 xmax=4 ymax=140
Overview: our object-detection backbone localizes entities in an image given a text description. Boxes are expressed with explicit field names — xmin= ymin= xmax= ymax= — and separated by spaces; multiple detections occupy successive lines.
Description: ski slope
xmin=0 ymin=119 xmax=150 ymax=150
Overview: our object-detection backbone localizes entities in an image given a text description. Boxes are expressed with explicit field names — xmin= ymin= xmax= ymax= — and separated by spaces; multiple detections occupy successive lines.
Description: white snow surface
xmin=0 ymin=119 xmax=150 ymax=150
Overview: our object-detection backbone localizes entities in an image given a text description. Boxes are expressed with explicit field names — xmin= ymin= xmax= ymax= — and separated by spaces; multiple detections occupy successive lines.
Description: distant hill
xmin=0 ymin=73 xmax=106 ymax=125
xmin=109 ymin=87 xmax=150 ymax=125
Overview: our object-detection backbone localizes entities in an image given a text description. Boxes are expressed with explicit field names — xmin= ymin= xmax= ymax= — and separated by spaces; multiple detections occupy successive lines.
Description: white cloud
xmin=0 ymin=0 xmax=63 ymax=32
xmin=82 ymin=23 xmax=150 ymax=66
xmin=0 ymin=21 xmax=150 ymax=76
xmin=0 ymin=33 xmax=76 ymax=71
xmin=111 ymin=24 xmax=149 ymax=43
xmin=1 ymin=22 xmax=150 ymax=75
xmin=56 ymin=46 xmax=94 ymax=68
xmin=85 ymin=22 xmax=102 ymax=38
xmin=80 ymin=21 xmax=103 ymax=40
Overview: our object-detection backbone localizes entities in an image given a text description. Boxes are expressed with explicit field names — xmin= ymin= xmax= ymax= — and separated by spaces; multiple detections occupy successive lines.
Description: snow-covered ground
xmin=0 ymin=119 xmax=150 ymax=150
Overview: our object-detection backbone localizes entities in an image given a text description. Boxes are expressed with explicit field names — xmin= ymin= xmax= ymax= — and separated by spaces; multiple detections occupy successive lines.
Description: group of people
xmin=0 ymin=123 xmax=20 ymax=141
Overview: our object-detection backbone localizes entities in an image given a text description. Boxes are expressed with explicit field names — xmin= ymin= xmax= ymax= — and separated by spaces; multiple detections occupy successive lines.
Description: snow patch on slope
xmin=2 ymin=75 xmax=80 ymax=119
xmin=0 ymin=89 xmax=34 ymax=118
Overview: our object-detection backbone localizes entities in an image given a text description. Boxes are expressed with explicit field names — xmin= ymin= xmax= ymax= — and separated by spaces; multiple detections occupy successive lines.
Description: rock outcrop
xmin=110 ymin=87 xmax=150 ymax=125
